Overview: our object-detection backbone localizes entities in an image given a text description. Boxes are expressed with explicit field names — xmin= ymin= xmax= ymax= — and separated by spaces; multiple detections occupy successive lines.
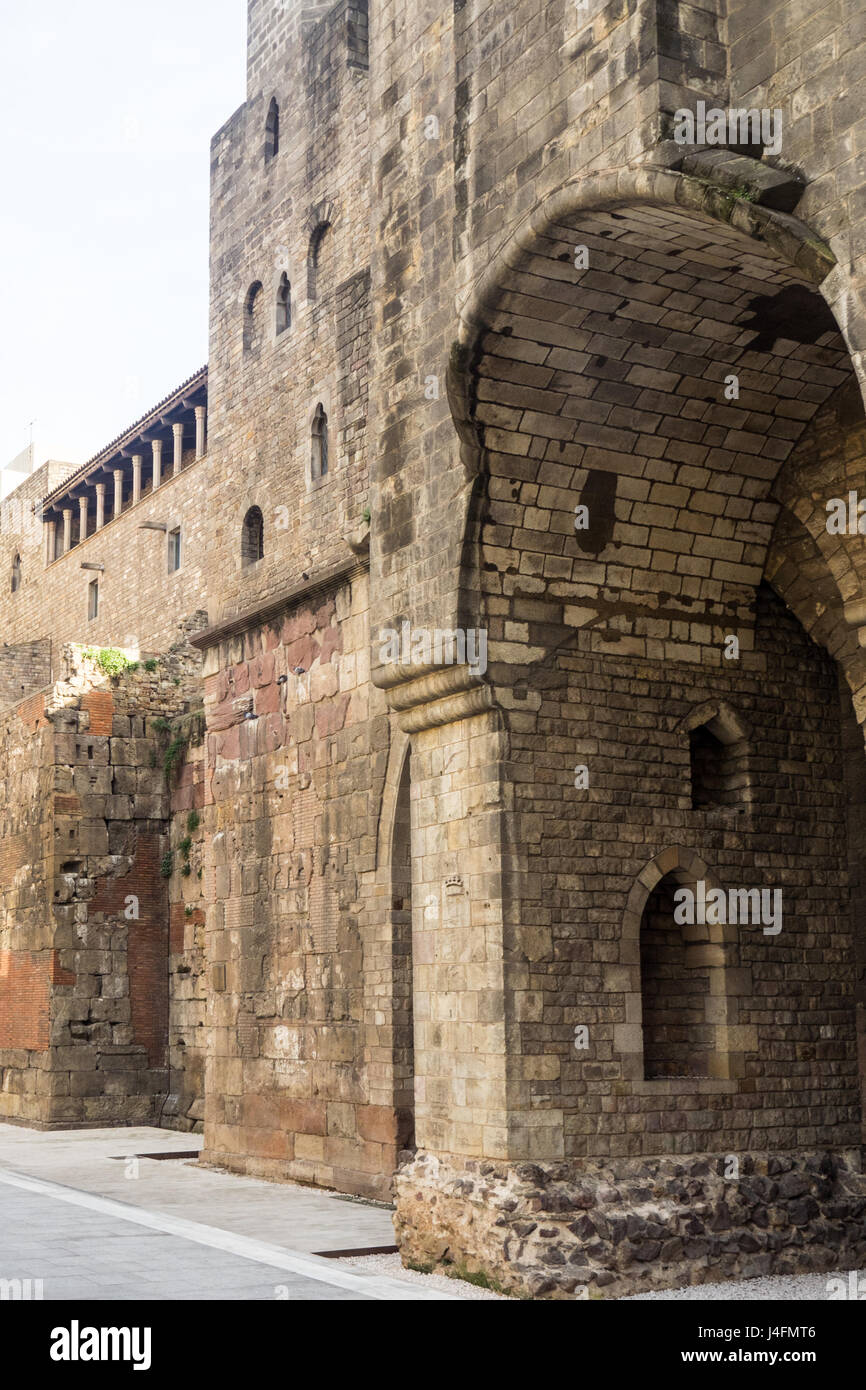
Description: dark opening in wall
xmin=241 ymin=506 xmax=264 ymax=566
xmin=311 ymin=404 xmax=329 ymax=480
xmin=307 ymin=223 xmax=331 ymax=303
xmin=87 ymin=579 xmax=99 ymax=621
xmin=244 ymin=281 xmax=264 ymax=354
xmin=639 ymin=874 xmax=722 ymax=1080
xmin=11 ymin=553 xmax=21 ymax=593
xmin=265 ymin=97 xmax=279 ymax=165
xmin=347 ymin=0 xmax=369 ymax=70
xmin=276 ymin=274 xmax=291 ymax=335
xmin=168 ymin=527 xmax=181 ymax=573
xmin=688 ymin=709 xmax=750 ymax=811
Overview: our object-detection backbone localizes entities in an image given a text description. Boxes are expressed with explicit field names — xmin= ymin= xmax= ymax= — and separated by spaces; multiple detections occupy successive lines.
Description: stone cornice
xmin=190 ymin=555 xmax=368 ymax=650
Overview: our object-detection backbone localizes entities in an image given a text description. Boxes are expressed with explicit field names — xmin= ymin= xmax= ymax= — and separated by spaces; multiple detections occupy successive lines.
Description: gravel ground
xmin=343 ymin=1254 xmax=864 ymax=1301
xmin=623 ymin=1268 xmax=865 ymax=1300
xmin=341 ymin=1252 xmax=506 ymax=1299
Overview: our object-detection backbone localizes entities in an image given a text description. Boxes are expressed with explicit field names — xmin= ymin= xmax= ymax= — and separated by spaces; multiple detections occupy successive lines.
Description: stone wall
xmin=206 ymin=0 xmax=371 ymax=633
xmin=0 ymin=644 xmax=203 ymax=1128
xmin=2 ymin=0 xmax=866 ymax=1301
xmin=164 ymin=706 xmax=208 ymax=1133
xmin=0 ymin=692 xmax=55 ymax=1087
xmin=395 ymin=1148 xmax=866 ymax=1299
xmin=501 ymin=585 xmax=861 ymax=1161
xmin=0 ymin=639 xmax=52 ymax=710
xmin=728 ymin=0 xmax=866 ymax=256
xmin=0 ymin=450 xmax=209 ymax=666
xmin=196 ymin=568 xmax=413 ymax=1198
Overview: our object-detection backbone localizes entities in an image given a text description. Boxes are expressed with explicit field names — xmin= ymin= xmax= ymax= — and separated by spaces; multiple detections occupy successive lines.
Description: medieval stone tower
xmin=2 ymin=0 xmax=866 ymax=1297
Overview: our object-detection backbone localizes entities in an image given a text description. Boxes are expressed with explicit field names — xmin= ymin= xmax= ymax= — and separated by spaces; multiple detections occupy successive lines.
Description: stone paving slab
xmin=0 ymin=1186 xmax=373 ymax=1301
xmin=0 ymin=1124 xmax=395 ymax=1254
xmin=0 ymin=1124 xmax=461 ymax=1301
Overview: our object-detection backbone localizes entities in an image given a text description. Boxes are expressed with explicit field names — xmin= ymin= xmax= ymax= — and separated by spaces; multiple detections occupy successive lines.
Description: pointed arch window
xmin=244 ymin=281 xmax=264 ymax=355
xmin=624 ymin=849 xmax=746 ymax=1086
xmin=265 ymin=97 xmax=279 ymax=165
xmin=311 ymin=404 xmax=329 ymax=480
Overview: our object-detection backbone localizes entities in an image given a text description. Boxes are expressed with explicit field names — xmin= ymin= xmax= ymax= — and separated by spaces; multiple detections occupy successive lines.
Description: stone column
xmin=172 ymin=422 xmax=184 ymax=476
xmin=152 ymin=439 xmax=163 ymax=491
xmin=45 ymin=519 xmax=56 ymax=565
xmin=78 ymin=495 xmax=88 ymax=543
xmin=95 ymin=483 xmax=106 ymax=531
xmin=62 ymin=508 xmax=72 ymax=554
xmin=378 ymin=666 xmax=533 ymax=1163
xmin=113 ymin=469 xmax=124 ymax=519
xmin=132 ymin=454 xmax=143 ymax=505
xmin=195 ymin=406 xmax=206 ymax=459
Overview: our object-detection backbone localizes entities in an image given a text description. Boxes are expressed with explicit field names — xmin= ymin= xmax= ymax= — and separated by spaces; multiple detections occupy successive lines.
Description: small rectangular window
xmin=168 ymin=527 xmax=181 ymax=573
xmin=87 ymin=579 xmax=98 ymax=621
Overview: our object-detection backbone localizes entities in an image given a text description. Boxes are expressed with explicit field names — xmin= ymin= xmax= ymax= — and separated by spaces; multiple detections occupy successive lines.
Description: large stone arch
xmin=451 ymin=165 xmax=866 ymax=427
xmin=444 ymin=167 xmax=866 ymax=728
xmin=428 ymin=163 xmax=866 ymax=1169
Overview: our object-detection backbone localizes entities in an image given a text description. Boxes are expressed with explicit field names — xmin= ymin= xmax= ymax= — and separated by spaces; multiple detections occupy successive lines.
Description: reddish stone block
xmin=319 ymin=625 xmax=343 ymax=664
xmin=281 ymin=1099 xmax=327 ymax=1136
xmin=315 ymin=694 xmax=351 ymax=737
xmin=255 ymin=682 xmax=280 ymax=715
xmin=218 ymin=727 xmax=240 ymax=760
xmin=281 ymin=610 xmax=316 ymax=644
xmin=284 ymin=636 xmax=317 ymax=672
xmin=250 ymin=652 xmax=275 ymax=688
xmin=357 ymin=1104 xmax=400 ymax=1144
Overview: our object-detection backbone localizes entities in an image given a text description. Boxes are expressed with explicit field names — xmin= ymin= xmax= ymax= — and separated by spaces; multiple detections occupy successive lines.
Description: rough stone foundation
xmin=394 ymin=1150 xmax=866 ymax=1300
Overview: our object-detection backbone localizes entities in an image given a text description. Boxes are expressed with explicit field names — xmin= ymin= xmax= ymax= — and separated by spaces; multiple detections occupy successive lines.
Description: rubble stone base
xmin=393 ymin=1149 xmax=866 ymax=1299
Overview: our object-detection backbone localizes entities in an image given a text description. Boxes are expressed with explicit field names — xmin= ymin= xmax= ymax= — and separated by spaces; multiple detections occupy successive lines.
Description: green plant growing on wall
xmin=164 ymin=734 xmax=188 ymax=780
xmin=179 ymin=836 xmax=192 ymax=860
xmin=187 ymin=811 xmax=200 ymax=833
xmin=144 ymin=659 xmax=159 ymax=673
xmin=362 ymin=506 xmax=371 ymax=525
xmin=160 ymin=852 xmax=174 ymax=879
xmin=82 ymin=647 xmax=136 ymax=678
xmin=181 ymin=863 xmax=192 ymax=877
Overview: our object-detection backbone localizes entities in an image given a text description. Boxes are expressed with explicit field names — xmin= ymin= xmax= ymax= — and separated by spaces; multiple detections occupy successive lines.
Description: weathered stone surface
xmin=394 ymin=1150 xmax=866 ymax=1300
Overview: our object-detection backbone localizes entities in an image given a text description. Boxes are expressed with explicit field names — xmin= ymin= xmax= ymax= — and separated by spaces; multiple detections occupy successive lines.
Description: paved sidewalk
xmin=0 ymin=1124 xmax=456 ymax=1301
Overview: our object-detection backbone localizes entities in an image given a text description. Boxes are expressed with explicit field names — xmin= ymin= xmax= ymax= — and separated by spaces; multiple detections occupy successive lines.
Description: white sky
xmin=0 ymin=0 xmax=247 ymax=471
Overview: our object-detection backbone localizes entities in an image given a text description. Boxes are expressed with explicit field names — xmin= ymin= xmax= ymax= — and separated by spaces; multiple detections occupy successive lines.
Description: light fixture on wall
xmin=80 ymin=562 xmax=104 ymax=571
xmin=138 ymin=521 xmax=168 ymax=532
